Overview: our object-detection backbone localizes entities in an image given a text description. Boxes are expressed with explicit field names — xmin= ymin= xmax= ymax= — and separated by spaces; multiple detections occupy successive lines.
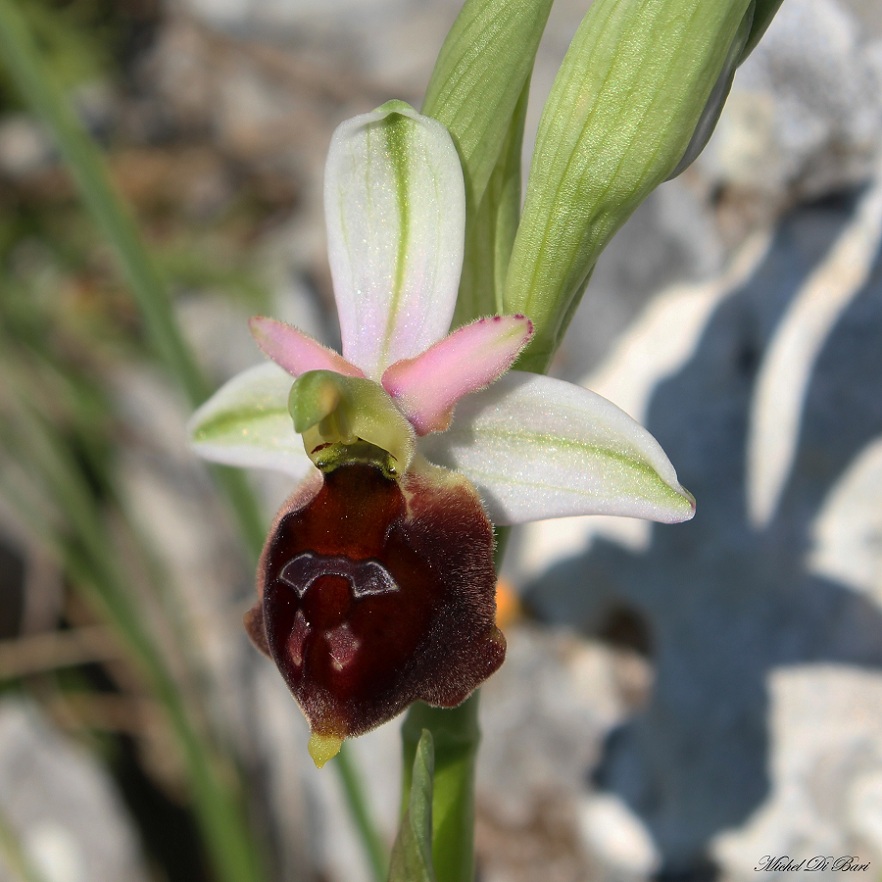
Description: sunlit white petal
xmin=421 ymin=371 xmax=695 ymax=525
xmin=324 ymin=101 xmax=465 ymax=378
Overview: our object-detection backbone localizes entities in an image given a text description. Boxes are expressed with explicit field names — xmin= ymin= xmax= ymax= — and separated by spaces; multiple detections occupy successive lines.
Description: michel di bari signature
xmin=756 ymin=856 xmax=871 ymax=872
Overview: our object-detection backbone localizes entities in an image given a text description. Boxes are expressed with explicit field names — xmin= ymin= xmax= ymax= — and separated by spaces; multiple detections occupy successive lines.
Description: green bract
xmin=388 ymin=730 xmax=437 ymax=882
xmin=423 ymin=0 xmax=553 ymax=206
xmin=504 ymin=0 xmax=756 ymax=371
xmin=423 ymin=0 xmax=553 ymax=326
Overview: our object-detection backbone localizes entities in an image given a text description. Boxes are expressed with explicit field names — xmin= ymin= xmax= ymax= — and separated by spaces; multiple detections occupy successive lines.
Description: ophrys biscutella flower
xmin=189 ymin=101 xmax=694 ymax=766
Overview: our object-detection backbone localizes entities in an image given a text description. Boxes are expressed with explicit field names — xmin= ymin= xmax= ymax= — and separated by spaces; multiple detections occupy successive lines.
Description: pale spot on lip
xmin=287 ymin=609 xmax=309 ymax=666
xmin=325 ymin=624 xmax=360 ymax=671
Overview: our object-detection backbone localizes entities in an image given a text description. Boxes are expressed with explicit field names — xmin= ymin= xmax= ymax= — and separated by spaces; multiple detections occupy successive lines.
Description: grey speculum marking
xmin=279 ymin=552 xmax=399 ymax=599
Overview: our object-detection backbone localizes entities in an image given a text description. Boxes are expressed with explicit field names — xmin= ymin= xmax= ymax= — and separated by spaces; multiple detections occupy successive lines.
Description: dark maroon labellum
xmin=245 ymin=463 xmax=505 ymax=750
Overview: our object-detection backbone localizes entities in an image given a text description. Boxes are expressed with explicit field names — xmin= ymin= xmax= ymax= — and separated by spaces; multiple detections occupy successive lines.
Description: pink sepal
xmin=381 ymin=315 xmax=533 ymax=435
xmin=250 ymin=316 xmax=364 ymax=379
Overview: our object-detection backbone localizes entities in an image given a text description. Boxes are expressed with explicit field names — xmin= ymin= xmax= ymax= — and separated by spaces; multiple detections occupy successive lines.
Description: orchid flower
xmin=188 ymin=101 xmax=694 ymax=767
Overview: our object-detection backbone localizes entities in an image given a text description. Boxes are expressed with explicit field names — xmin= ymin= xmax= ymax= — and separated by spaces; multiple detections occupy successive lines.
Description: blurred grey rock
xmin=555 ymin=178 xmax=725 ymax=379
xmin=106 ymin=362 xmax=318 ymax=878
xmin=702 ymin=0 xmax=882 ymax=201
xmin=0 ymin=83 xmax=116 ymax=181
xmin=261 ymin=623 xmax=643 ymax=882
xmin=476 ymin=625 xmax=645 ymax=882
xmin=175 ymin=0 xmax=413 ymax=34
xmin=9 ymin=1 xmax=874 ymax=880
xmin=714 ymin=666 xmax=882 ymax=881
xmin=0 ymin=701 xmax=148 ymax=882
xmin=0 ymin=116 xmax=54 ymax=178
xmin=169 ymin=0 xmax=460 ymax=99
xmin=559 ymin=0 xmax=882 ymax=378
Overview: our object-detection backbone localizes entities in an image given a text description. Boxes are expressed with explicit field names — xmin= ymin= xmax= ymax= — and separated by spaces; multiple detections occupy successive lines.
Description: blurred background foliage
xmin=0 ymin=2 xmax=294 ymax=881
xmin=0 ymin=0 xmax=116 ymax=109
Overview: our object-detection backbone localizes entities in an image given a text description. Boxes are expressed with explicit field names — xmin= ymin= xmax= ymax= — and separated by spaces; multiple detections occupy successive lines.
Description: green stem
xmin=397 ymin=528 xmax=510 ymax=882
xmin=400 ymin=696 xmax=481 ymax=882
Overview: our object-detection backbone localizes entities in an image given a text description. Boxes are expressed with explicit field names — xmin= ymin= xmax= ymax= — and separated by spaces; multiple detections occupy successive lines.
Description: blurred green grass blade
xmin=0 ymin=395 xmax=267 ymax=882
xmin=1 ymin=322 xmax=205 ymax=685
xmin=0 ymin=0 xmax=267 ymax=558
xmin=0 ymin=0 xmax=201 ymax=403
xmin=0 ymin=0 xmax=203 ymax=404
xmin=334 ymin=745 xmax=389 ymax=882
xmin=388 ymin=730 xmax=437 ymax=882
